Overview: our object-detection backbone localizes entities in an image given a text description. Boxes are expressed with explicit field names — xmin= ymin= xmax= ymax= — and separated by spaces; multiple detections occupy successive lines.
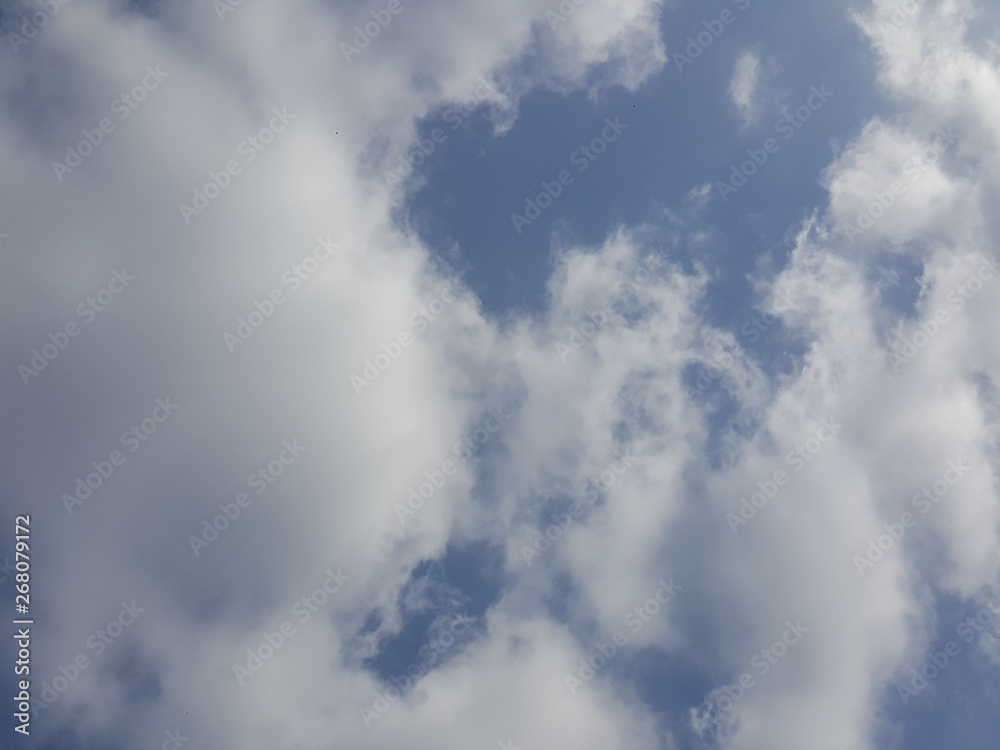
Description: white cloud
xmin=5 ymin=0 xmax=1000 ymax=749
xmin=729 ymin=49 xmax=763 ymax=129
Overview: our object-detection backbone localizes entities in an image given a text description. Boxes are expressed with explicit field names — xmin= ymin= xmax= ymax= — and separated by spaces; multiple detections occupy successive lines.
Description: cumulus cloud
xmin=2 ymin=0 xmax=1000 ymax=749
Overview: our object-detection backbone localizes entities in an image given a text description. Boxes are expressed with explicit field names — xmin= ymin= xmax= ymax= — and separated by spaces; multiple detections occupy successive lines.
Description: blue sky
xmin=406 ymin=0 xmax=883 ymax=318
xmin=2 ymin=0 xmax=1000 ymax=749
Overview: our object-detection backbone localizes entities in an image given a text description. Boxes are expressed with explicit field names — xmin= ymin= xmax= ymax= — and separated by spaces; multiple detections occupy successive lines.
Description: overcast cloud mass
xmin=2 ymin=0 xmax=1000 ymax=748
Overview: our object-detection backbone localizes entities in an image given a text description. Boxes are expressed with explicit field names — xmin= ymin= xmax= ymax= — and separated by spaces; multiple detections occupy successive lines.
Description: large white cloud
xmin=2 ymin=0 xmax=999 ymax=749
